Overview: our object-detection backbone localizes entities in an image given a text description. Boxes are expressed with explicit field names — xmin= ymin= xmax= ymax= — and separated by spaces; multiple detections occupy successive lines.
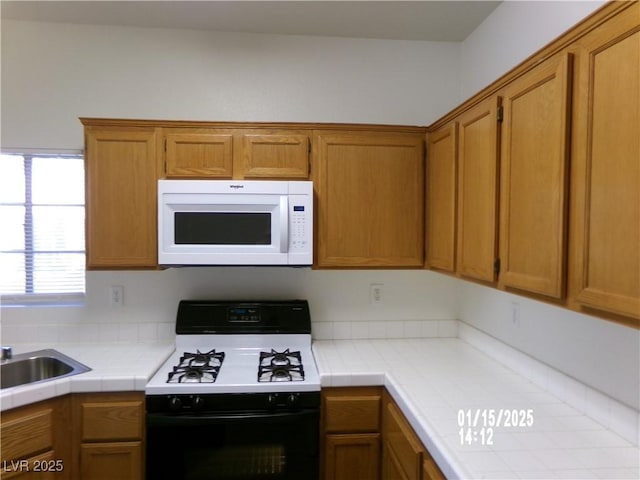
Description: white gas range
xmin=145 ymin=300 xmax=322 ymax=479
xmin=145 ymin=300 xmax=321 ymax=409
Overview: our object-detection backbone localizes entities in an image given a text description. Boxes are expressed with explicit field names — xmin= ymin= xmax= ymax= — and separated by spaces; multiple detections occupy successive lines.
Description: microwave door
xmin=159 ymin=196 xmax=287 ymax=265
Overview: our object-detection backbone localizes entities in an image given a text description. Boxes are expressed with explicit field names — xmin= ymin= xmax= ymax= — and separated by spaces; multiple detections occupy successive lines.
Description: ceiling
xmin=0 ymin=1 xmax=502 ymax=42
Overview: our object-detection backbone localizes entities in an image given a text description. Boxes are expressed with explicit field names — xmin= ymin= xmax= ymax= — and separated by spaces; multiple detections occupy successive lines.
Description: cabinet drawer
xmin=323 ymin=388 xmax=381 ymax=433
xmin=1 ymin=407 xmax=53 ymax=460
xmin=79 ymin=400 xmax=143 ymax=442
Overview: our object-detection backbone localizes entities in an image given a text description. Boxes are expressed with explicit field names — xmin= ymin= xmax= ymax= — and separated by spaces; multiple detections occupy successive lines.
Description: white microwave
xmin=158 ymin=180 xmax=313 ymax=266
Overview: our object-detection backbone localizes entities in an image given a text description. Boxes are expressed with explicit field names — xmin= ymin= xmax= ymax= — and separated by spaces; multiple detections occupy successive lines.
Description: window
xmin=0 ymin=153 xmax=85 ymax=305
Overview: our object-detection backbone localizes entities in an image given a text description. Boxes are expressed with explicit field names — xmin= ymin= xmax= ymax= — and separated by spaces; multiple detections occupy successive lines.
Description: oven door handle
xmin=147 ymin=409 xmax=317 ymax=426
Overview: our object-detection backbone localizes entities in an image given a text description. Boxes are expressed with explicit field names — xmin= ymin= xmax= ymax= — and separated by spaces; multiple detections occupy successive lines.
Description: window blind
xmin=0 ymin=153 xmax=85 ymax=304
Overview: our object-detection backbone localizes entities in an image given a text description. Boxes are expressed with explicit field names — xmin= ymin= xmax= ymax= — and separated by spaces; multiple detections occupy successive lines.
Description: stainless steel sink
xmin=1 ymin=349 xmax=91 ymax=389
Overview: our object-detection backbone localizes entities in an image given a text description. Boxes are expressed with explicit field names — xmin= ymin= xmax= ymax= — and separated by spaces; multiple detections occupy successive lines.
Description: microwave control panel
xmin=289 ymin=196 xmax=311 ymax=253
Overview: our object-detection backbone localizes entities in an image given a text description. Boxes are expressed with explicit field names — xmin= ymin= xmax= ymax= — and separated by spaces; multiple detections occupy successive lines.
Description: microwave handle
xmin=280 ymin=196 xmax=289 ymax=253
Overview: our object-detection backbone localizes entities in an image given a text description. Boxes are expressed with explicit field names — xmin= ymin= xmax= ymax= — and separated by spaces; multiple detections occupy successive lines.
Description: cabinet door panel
xmin=499 ymin=53 xmax=572 ymax=298
xmin=164 ymin=130 xmax=233 ymax=178
xmin=79 ymin=442 xmax=142 ymax=480
xmin=457 ymin=97 xmax=501 ymax=282
xmin=573 ymin=11 xmax=640 ymax=319
xmin=241 ymin=133 xmax=309 ymax=178
xmin=426 ymin=123 xmax=457 ymax=272
xmin=314 ymin=133 xmax=424 ymax=267
xmin=383 ymin=403 xmax=423 ymax=480
xmin=325 ymin=434 xmax=380 ymax=480
xmin=85 ymin=128 xmax=158 ymax=268
xmin=382 ymin=441 xmax=410 ymax=480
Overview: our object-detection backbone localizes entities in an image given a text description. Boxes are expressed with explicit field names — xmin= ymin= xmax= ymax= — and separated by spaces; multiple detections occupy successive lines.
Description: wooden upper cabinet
xmin=162 ymin=128 xmax=310 ymax=179
xmin=240 ymin=131 xmax=310 ymax=179
xmin=84 ymin=126 xmax=159 ymax=269
xmin=313 ymin=132 xmax=425 ymax=268
xmin=571 ymin=3 xmax=640 ymax=320
xmin=163 ymin=128 xmax=234 ymax=178
xmin=425 ymin=123 xmax=457 ymax=272
xmin=456 ymin=97 xmax=501 ymax=282
xmin=499 ymin=53 xmax=572 ymax=299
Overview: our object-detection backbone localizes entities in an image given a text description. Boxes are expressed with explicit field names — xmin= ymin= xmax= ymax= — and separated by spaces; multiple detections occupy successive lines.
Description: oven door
xmin=146 ymin=409 xmax=319 ymax=480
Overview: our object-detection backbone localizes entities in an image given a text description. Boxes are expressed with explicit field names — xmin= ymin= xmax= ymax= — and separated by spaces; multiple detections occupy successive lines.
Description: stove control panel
xmin=266 ymin=393 xmax=299 ymax=409
xmin=168 ymin=395 xmax=206 ymax=412
xmin=148 ymin=392 xmax=320 ymax=414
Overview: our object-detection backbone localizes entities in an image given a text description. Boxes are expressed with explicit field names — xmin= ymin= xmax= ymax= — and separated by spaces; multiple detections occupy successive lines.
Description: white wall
xmin=1 ymin=19 xmax=461 ymax=150
xmin=459 ymin=0 xmax=607 ymax=98
xmin=457 ymin=0 xmax=638 ymax=411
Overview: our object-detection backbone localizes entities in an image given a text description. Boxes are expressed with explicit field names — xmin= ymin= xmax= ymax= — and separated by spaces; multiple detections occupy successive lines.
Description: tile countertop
xmin=313 ymin=339 xmax=640 ymax=480
xmin=0 ymin=343 xmax=175 ymax=411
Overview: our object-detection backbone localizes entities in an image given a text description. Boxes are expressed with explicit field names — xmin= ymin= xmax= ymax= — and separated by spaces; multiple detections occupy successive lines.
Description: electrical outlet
xmin=370 ymin=283 xmax=383 ymax=305
xmin=110 ymin=285 xmax=124 ymax=307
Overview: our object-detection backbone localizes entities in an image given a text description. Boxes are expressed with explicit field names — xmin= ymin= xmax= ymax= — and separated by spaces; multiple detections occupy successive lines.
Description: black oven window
xmin=146 ymin=409 xmax=319 ymax=480
xmin=175 ymin=212 xmax=271 ymax=245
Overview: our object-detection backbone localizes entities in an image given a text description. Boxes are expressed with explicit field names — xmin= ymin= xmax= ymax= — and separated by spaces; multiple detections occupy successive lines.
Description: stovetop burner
xmin=258 ymin=349 xmax=305 ymax=382
xmin=167 ymin=349 xmax=225 ymax=384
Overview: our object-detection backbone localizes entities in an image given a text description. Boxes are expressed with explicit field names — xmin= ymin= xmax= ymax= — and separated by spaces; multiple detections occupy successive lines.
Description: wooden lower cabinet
xmin=72 ymin=392 xmax=144 ymax=480
xmin=322 ymin=387 xmax=382 ymax=480
xmin=0 ymin=397 xmax=72 ymax=480
xmin=0 ymin=393 xmax=144 ymax=480
xmin=322 ymin=387 xmax=444 ymax=480
xmin=382 ymin=396 xmax=423 ymax=480
xmin=382 ymin=392 xmax=445 ymax=480
xmin=78 ymin=442 xmax=141 ymax=480
xmin=325 ymin=433 xmax=380 ymax=480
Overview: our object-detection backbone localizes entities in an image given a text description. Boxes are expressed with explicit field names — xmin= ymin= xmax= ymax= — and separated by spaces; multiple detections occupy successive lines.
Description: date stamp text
xmin=457 ymin=408 xmax=534 ymax=445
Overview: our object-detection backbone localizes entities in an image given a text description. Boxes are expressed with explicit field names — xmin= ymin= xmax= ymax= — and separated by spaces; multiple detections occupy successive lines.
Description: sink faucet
xmin=1 ymin=346 xmax=12 ymax=360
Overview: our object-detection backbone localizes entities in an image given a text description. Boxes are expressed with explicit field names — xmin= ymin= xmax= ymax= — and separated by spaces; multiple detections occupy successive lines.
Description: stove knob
xmin=192 ymin=396 xmax=205 ymax=411
xmin=168 ymin=396 xmax=182 ymax=411
xmin=286 ymin=394 xmax=299 ymax=408
xmin=266 ymin=394 xmax=278 ymax=408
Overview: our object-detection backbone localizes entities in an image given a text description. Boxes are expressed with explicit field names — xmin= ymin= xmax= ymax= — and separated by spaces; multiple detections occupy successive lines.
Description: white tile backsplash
xmin=1 ymin=321 xmax=176 ymax=345
xmin=310 ymin=319 xmax=453 ymax=341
